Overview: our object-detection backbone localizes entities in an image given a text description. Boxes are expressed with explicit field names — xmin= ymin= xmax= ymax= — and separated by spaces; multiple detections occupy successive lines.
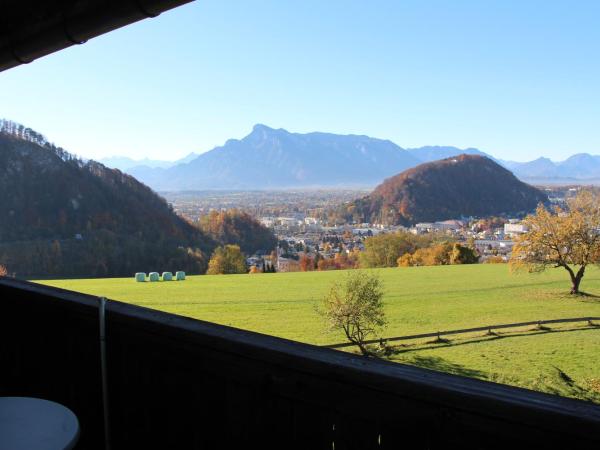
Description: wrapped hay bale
xmin=135 ymin=272 xmax=146 ymax=282
xmin=149 ymin=272 xmax=160 ymax=282
xmin=162 ymin=272 xmax=173 ymax=281
xmin=175 ymin=271 xmax=186 ymax=281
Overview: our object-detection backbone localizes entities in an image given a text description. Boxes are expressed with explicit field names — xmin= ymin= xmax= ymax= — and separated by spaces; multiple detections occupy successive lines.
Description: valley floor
xmin=39 ymin=264 xmax=600 ymax=402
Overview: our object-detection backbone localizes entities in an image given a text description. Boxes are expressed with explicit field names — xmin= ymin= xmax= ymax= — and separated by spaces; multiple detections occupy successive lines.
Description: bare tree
xmin=510 ymin=190 xmax=600 ymax=294
xmin=321 ymin=271 xmax=386 ymax=355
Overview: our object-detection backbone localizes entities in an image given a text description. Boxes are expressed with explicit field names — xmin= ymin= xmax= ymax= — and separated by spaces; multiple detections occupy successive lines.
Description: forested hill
xmin=341 ymin=154 xmax=548 ymax=225
xmin=199 ymin=210 xmax=277 ymax=255
xmin=0 ymin=120 xmax=214 ymax=278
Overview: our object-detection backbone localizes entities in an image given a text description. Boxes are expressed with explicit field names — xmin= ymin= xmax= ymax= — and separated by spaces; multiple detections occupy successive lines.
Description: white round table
xmin=0 ymin=397 xmax=79 ymax=450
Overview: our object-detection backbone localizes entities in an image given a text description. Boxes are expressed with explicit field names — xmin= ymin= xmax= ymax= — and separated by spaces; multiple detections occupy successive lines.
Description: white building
xmin=414 ymin=223 xmax=435 ymax=234
xmin=260 ymin=217 xmax=275 ymax=228
xmin=352 ymin=228 xmax=383 ymax=236
xmin=504 ymin=222 xmax=528 ymax=237
xmin=277 ymin=217 xmax=300 ymax=227
xmin=435 ymin=220 xmax=465 ymax=230
xmin=474 ymin=239 xmax=515 ymax=254
xmin=414 ymin=220 xmax=463 ymax=234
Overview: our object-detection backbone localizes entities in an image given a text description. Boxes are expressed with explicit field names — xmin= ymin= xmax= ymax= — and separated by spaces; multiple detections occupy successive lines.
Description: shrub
xmin=320 ymin=271 xmax=386 ymax=356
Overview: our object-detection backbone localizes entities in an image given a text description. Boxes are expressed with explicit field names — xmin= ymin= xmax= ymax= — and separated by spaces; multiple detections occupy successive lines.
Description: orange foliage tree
xmin=299 ymin=254 xmax=314 ymax=271
xmin=510 ymin=190 xmax=600 ymax=294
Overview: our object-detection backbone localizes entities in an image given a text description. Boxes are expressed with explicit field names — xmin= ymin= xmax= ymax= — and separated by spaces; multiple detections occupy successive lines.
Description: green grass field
xmin=38 ymin=264 xmax=600 ymax=402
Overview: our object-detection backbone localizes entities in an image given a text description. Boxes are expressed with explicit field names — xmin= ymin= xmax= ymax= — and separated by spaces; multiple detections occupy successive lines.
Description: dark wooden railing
xmin=1 ymin=277 xmax=600 ymax=449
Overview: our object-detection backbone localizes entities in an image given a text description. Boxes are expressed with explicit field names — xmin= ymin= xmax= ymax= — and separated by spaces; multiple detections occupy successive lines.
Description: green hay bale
xmin=162 ymin=272 xmax=173 ymax=281
xmin=175 ymin=271 xmax=186 ymax=281
xmin=135 ymin=273 xmax=146 ymax=282
xmin=149 ymin=272 xmax=160 ymax=282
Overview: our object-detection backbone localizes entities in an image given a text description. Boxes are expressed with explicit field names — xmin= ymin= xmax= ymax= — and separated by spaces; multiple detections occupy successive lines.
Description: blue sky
xmin=2 ymin=0 xmax=599 ymax=162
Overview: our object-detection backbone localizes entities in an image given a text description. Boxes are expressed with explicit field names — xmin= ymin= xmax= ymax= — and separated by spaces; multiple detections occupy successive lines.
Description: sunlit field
xmin=39 ymin=264 xmax=600 ymax=402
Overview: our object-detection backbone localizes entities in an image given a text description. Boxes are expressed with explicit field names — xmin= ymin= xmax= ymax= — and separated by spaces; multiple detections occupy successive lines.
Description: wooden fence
xmin=323 ymin=316 xmax=600 ymax=349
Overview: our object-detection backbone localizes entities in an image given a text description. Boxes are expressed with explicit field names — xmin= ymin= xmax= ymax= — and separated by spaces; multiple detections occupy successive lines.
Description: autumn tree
xmin=510 ymin=190 xmax=600 ymax=294
xmin=360 ymin=233 xmax=413 ymax=268
xmin=207 ymin=245 xmax=247 ymax=275
xmin=317 ymin=257 xmax=337 ymax=271
xmin=0 ymin=265 xmax=8 ymax=277
xmin=299 ymin=254 xmax=314 ymax=272
xmin=398 ymin=242 xmax=478 ymax=267
xmin=360 ymin=232 xmax=446 ymax=268
xmin=485 ymin=255 xmax=505 ymax=264
xmin=320 ymin=271 xmax=386 ymax=355
xmin=270 ymin=250 xmax=278 ymax=265
xmin=360 ymin=233 xmax=407 ymax=267
xmin=397 ymin=253 xmax=413 ymax=267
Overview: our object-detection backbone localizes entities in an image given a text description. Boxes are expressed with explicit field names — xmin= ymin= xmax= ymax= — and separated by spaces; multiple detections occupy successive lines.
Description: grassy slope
xmin=39 ymin=264 xmax=600 ymax=401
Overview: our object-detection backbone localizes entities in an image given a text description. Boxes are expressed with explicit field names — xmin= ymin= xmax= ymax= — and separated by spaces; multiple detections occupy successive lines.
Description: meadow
xmin=39 ymin=264 xmax=600 ymax=402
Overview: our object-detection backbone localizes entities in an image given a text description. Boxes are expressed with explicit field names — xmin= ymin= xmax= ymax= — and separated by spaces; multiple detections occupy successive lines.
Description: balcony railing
xmin=1 ymin=277 xmax=599 ymax=449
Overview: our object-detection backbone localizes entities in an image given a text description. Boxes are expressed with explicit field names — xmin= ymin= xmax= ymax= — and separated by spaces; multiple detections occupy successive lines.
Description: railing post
xmin=99 ymin=297 xmax=111 ymax=450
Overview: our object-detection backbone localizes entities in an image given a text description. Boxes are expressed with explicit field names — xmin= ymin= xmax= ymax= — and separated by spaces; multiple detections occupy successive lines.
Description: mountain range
xmin=99 ymin=125 xmax=599 ymax=190
xmin=99 ymin=152 xmax=199 ymax=171
xmin=127 ymin=124 xmax=422 ymax=190
xmin=502 ymin=154 xmax=600 ymax=184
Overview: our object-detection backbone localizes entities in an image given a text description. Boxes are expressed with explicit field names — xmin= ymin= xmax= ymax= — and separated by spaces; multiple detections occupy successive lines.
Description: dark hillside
xmin=0 ymin=120 xmax=213 ymax=278
xmin=343 ymin=155 xmax=548 ymax=225
xmin=199 ymin=210 xmax=277 ymax=255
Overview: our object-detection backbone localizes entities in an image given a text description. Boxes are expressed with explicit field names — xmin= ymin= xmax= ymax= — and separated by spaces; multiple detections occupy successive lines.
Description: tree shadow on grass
xmin=579 ymin=291 xmax=600 ymax=298
xmin=393 ymin=356 xmax=600 ymax=403
xmin=533 ymin=367 xmax=600 ymax=403
xmin=550 ymin=289 xmax=600 ymax=301
xmin=396 ymin=354 xmax=488 ymax=379
xmin=577 ymin=293 xmax=600 ymax=303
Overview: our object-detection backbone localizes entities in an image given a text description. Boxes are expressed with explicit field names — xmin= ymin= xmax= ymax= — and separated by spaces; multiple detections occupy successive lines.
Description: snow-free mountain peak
xmin=129 ymin=126 xmax=420 ymax=190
